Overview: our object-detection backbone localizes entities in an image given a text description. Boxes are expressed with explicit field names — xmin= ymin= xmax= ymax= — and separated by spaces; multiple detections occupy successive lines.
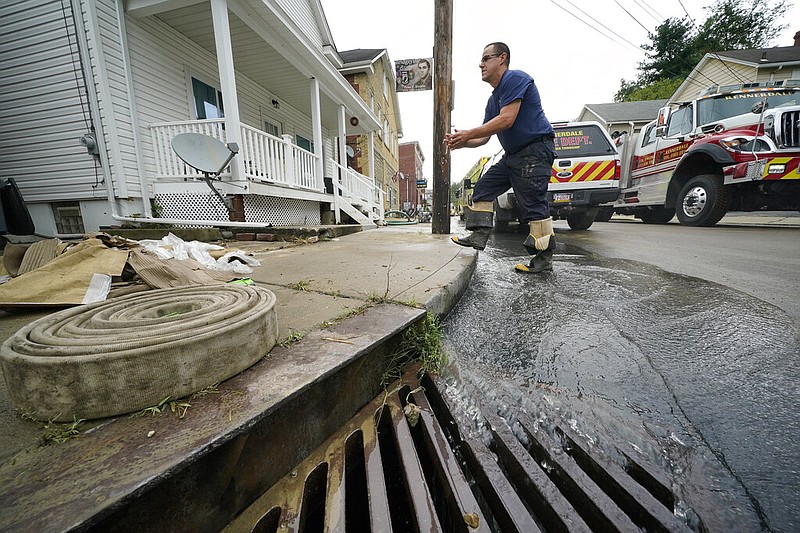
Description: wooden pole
xmin=432 ymin=0 xmax=452 ymax=234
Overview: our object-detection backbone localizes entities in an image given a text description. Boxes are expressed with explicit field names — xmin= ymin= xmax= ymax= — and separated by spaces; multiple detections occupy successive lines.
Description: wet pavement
xmin=440 ymin=227 xmax=800 ymax=533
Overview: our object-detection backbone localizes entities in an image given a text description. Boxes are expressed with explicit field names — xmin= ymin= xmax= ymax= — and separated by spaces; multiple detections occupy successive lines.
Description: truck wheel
xmin=567 ymin=211 xmax=594 ymax=230
xmin=676 ymin=174 xmax=731 ymax=227
xmin=640 ymin=208 xmax=675 ymax=224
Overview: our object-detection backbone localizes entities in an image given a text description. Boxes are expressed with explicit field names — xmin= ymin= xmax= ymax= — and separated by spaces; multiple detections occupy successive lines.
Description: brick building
xmin=398 ymin=141 xmax=427 ymax=211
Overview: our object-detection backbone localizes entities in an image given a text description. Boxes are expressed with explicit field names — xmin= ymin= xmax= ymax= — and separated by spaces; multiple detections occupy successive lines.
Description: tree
xmin=449 ymin=180 xmax=461 ymax=207
xmin=616 ymin=0 xmax=789 ymax=102
xmin=696 ymin=0 xmax=789 ymax=51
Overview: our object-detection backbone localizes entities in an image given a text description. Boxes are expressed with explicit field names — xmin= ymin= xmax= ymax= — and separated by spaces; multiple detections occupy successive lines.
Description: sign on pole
xmin=395 ymin=58 xmax=434 ymax=92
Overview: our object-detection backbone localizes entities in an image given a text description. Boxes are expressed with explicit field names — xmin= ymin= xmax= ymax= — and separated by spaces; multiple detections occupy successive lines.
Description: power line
xmin=561 ymin=0 xmax=646 ymax=51
xmin=614 ymin=0 xmax=651 ymax=33
xmin=674 ymin=0 xmax=746 ymax=83
xmin=631 ymin=0 xmax=663 ymax=23
xmin=546 ymin=0 xmax=644 ymax=53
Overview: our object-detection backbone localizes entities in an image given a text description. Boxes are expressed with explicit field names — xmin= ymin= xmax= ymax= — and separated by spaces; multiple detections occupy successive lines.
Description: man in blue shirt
xmin=446 ymin=42 xmax=557 ymax=273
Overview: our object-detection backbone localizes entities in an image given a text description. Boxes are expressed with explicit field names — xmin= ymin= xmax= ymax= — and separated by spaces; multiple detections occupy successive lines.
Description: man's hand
xmin=444 ymin=129 xmax=467 ymax=150
xmin=445 ymin=129 xmax=489 ymax=150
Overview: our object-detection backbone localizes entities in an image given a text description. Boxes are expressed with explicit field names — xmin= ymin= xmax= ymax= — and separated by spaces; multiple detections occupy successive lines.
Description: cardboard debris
xmin=0 ymin=238 xmax=128 ymax=306
xmin=17 ymin=239 xmax=62 ymax=275
xmin=127 ymin=249 xmax=238 ymax=289
xmin=0 ymin=233 xmax=259 ymax=308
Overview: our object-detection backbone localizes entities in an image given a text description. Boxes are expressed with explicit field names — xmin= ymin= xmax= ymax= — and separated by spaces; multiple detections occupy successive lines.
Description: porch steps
xmin=338 ymin=195 xmax=380 ymax=226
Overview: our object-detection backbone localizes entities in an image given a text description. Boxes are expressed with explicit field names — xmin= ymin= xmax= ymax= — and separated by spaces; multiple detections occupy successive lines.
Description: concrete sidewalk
xmin=0 ymin=223 xmax=477 ymax=532
xmin=610 ymin=210 xmax=800 ymax=227
xmin=241 ymin=223 xmax=477 ymax=340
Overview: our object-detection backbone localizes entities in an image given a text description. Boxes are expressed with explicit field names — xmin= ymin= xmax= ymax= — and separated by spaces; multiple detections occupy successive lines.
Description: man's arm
xmin=445 ymin=99 xmax=521 ymax=149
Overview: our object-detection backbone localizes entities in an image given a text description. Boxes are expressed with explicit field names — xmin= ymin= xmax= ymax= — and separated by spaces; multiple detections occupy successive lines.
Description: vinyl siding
xmin=0 ymin=0 xmax=100 ymax=202
xmin=126 ymin=15 xmax=332 ymax=184
xmin=675 ymin=59 xmax=755 ymax=101
xmin=276 ymin=0 xmax=323 ymax=49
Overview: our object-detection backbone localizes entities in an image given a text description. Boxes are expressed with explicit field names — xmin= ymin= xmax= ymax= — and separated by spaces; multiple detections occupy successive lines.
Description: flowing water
xmin=441 ymin=237 xmax=800 ymax=532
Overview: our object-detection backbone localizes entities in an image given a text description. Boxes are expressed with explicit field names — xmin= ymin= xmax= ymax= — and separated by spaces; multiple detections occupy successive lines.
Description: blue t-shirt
xmin=483 ymin=69 xmax=553 ymax=153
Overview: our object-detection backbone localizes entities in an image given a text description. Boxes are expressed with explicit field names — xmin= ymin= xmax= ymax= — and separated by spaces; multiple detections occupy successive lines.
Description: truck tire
xmin=640 ymin=208 xmax=675 ymax=224
xmin=676 ymin=174 xmax=731 ymax=227
xmin=567 ymin=211 xmax=594 ymax=230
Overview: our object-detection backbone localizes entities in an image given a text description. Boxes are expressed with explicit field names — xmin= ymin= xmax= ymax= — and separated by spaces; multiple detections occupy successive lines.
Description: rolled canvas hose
xmin=0 ymin=285 xmax=278 ymax=421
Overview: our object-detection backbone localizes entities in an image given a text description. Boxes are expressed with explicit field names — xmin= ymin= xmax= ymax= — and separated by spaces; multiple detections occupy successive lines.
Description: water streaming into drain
xmin=441 ymin=243 xmax=800 ymax=532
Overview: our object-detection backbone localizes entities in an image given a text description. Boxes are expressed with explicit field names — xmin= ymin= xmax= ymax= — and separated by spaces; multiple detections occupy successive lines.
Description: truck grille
xmin=779 ymin=109 xmax=800 ymax=148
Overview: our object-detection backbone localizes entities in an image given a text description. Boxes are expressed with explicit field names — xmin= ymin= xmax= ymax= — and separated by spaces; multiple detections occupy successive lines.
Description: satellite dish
xmin=346 ymin=145 xmax=355 ymax=158
xmin=171 ymin=133 xmax=240 ymax=213
xmin=172 ymin=133 xmax=239 ymax=175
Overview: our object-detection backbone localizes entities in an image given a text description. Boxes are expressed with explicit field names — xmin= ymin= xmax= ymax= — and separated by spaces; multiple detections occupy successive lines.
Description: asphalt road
xmin=442 ymin=212 xmax=800 ymax=532
xmin=556 ymin=214 xmax=800 ymax=324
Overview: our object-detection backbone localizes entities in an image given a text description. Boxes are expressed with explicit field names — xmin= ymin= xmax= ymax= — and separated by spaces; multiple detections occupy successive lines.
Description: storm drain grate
xmin=225 ymin=365 xmax=699 ymax=532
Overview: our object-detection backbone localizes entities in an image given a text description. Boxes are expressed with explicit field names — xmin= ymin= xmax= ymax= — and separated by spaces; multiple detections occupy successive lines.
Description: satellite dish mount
xmin=171 ymin=133 xmax=240 ymax=213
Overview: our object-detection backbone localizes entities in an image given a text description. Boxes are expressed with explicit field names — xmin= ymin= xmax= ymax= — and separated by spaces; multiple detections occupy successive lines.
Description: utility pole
xmin=432 ymin=0 xmax=452 ymax=234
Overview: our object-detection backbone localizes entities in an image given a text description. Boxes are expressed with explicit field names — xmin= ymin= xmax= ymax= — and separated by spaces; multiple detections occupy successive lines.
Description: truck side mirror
xmin=751 ymin=100 xmax=768 ymax=114
xmin=655 ymin=125 xmax=667 ymax=138
xmin=656 ymin=106 xmax=671 ymax=127
xmin=464 ymin=178 xmax=472 ymax=189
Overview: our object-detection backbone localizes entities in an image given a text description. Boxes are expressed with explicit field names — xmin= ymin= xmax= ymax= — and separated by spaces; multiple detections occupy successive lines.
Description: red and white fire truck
xmin=612 ymin=81 xmax=800 ymax=226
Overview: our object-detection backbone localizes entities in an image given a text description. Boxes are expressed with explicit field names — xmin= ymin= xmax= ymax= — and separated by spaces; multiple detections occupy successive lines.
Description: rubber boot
xmin=515 ymin=217 xmax=555 ymax=273
xmin=452 ymin=201 xmax=493 ymax=250
xmin=515 ymin=249 xmax=553 ymax=273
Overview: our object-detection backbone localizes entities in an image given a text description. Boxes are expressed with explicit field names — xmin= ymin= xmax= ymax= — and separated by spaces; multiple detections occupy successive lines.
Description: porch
xmin=149 ymin=119 xmax=384 ymax=226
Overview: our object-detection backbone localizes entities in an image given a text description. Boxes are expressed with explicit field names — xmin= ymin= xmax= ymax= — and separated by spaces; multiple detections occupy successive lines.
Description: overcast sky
xmin=321 ymin=0 xmax=800 ymax=183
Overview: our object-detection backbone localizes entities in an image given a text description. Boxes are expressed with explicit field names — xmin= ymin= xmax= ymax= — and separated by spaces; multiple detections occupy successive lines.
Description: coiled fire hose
xmin=1 ymin=285 xmax=278 ymax=421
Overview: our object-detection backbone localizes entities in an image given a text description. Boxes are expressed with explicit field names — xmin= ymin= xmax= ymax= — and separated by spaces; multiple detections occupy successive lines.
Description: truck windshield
xmin=696 ymin=90 xmax=800 ymax=126
xmin=553 ymin=125 xmax=615 ymax=157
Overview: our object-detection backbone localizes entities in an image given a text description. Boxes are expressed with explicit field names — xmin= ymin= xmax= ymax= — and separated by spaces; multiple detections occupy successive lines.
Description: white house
xmin=671 ymin=35 xmax=800 ymax=103
xmin=0 ymin=0 xmax=387 ymax=236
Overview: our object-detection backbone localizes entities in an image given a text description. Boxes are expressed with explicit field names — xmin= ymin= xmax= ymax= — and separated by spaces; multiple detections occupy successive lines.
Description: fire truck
xmin=455 ymin=155 xmax=491 ymax=219
xmin=612 ymin=81 xmax=800 ymax=226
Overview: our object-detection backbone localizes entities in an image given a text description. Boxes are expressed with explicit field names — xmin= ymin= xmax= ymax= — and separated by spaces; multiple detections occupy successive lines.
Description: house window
xmin=264 ymin=119 xmax=281 ymax=137
xmin=383 ymin=75 xmax=389 ymax=100
xmin=192 ymin=77 xmax=224 ymax=119
xmin=296 ymin=134 xmax=314 ymax=152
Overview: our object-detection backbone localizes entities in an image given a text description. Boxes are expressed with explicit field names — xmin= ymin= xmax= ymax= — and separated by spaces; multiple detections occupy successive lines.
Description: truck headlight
xmin=720 ymin=136 xmax=770 ymax=152
xmin=766 ymin=163 xmax=786 ymax=174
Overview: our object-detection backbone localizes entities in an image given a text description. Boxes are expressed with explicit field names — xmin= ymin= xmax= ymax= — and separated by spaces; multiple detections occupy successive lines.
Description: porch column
xmin=368 ymin=131 xmax=375 ymax=178
xmin=335 ymin=104 xmax=347 ymax=224
xmin=310 ymin=78 xmax=324 ymax=189
xmin=210 ymin=0 xmax=244 ymax=183
xmin=337 ymin=104 xmax=347 ymax=169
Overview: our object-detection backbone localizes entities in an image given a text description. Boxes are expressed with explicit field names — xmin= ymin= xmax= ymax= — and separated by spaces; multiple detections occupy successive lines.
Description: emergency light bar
xmin=700 ymin=79 xmax=800 ymax=97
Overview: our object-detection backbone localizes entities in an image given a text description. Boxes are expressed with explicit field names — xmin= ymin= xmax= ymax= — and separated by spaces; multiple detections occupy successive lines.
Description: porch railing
xmin=330 ymin=160 xmax=385 ymax=222
xmin=149 ymin=119 xmax=384 ymax=225
xmin=149 ymin=119 xmax=321 ymax=192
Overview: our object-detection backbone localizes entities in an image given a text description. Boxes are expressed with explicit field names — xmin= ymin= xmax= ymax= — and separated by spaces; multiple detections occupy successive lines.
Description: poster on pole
xmin=395 ymin=58 xmax=433 ymax=92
